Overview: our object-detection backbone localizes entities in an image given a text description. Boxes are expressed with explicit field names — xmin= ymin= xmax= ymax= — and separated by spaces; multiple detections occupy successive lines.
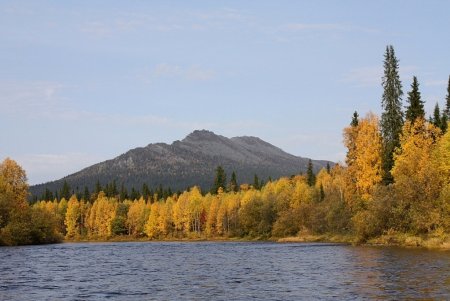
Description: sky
xmin=1 ymin=1 xmax=449 ymax=185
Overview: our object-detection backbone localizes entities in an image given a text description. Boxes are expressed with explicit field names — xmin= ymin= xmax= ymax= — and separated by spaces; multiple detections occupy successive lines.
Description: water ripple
xmin=0 ymin=242 xmax=449 ymax=300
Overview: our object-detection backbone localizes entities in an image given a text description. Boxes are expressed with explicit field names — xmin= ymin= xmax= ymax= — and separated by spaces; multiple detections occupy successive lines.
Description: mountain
xmin=30 ymin=130 xmax=332 ymax=197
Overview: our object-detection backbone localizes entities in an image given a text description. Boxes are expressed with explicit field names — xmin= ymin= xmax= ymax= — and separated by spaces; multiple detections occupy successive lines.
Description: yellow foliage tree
xmin=126 ymin=197 xmax=148 ymax=236
xmin=392 ymin=118 xmax=442 ymax=233
xmin=433 ymin=123 xmax=450 ymax=183
xmin=158 ymin=197 xmax=174 ymax=236
xmin=64 ymin=195 xmax=80 ymax=239
xmin=353 ymin=113 xmax=382 ymax=201
xmin=145 ymin=202 xmax=160 ymax=239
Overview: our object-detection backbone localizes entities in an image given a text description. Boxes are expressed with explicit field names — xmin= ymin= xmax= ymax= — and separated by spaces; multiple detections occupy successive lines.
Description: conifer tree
xmin=130 ymin=187 xmax=140 ymax=200
xmin=120 ymin=183 xmax=128 ymax=201
xmin=431 ymin=103 xmax=442 ymax=129
xmin=230 ymin=171 xmax=238 ymax=192
xmin=380 ymin=45 xmax=404 ymax=184
xmin=444 ymin=75 xmax=450 ymax=119
xmin=319 ymin=183 xmax=325 ymax=201
xmin=83 ymin=186 xmax=90 ymax=201
xmin=307 ymin=159 xmax=316 ymax=186
xmin=351 ymin=111 xmax=359 ymax=127
xmin=405 ymin=76 xmax=425 ymax=123
xmin=95 ymin=180 xmax=102 ymax=194
xmin=212 ymin=166 xmax=226 ymax=194
xmin=253 ymin=174 xmax=260 ymax=190
xmin=142 ymin=183 xmax=151 ymax=200
xmin=326 ymin=162 xmax=331 ymax=174
xmin=60 ymin=181 xmax=71 ymax=200
xmin=442 ymin=76 xmax=450 ymax=133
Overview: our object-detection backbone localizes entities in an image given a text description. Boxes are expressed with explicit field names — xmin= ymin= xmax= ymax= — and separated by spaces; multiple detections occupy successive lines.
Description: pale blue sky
xmin=1 ymin=1 xmax=449 ymax=184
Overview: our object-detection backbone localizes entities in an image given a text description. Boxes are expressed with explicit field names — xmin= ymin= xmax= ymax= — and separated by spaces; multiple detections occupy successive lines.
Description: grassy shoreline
xmin=63 ymin=233 xmax=450 ymax=250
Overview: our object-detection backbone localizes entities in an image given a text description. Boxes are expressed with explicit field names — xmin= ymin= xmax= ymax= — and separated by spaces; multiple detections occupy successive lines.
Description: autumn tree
xmin=126 ymin=197 xmax=148 ymax=236
xmin=145 ymin=202 xmax=160 ymax=239
xmin=0 ymin=159 xmax=61 ymax=245
xmin=158 ymin=196 xmax=174 ymax=237
xmin=380 ymin=45 xmax=404 ymax=184
xmin=0 ymin=158 xmax=29 ymax=245
xmin=392 ymin=118 xmax=442 ymax=233
xmin=65 ymin=195 xmax=80 ymax=239
xmin=86 ymin=192 xmax=117 ymax=238
xmin=405 ymin=76 xmax=425 ymax=123
xmin=433 ymin=126 xmax=450 ymax=183
xmin=353 ymin=113 xmax=383 ymax=201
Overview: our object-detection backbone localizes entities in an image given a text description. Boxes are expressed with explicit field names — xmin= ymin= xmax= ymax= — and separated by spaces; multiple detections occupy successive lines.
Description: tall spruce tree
xmin=445 ymin=75 xmax=450 ymax=118
xmin=405 ymin=76 xmax=425 ymax=123
xmin=306 ymin=159 xmax=316 ymax=186
xmin=212 ymin=166 xmax=226 ymax=194
xmin=442 ymin=75 xmax=450 ymax=133
xmin=380 ymin=45 xmax=404 ymax=184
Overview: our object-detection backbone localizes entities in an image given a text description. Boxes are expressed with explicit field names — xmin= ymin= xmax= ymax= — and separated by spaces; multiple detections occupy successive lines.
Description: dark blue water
xmin=0 ymin=242 xmax=449 ymax=300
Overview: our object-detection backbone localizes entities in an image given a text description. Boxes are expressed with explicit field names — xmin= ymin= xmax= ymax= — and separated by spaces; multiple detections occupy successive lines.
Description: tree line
xmin=1 ymin=45 xmax=449 ymax=246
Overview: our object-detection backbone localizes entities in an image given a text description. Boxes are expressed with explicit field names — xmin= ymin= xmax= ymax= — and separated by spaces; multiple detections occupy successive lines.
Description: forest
xmin=1 ymin=45 xmax=449 ymax=247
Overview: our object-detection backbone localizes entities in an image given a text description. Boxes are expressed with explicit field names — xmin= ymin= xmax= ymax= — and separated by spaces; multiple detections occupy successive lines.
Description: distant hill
xmin=30 ymin=130 xmax=333 ymax=198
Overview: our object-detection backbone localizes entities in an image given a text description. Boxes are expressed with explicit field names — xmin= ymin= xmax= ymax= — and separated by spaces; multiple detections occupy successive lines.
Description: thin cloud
xmin=151 ymin=63 xmax=216 ymax=81
xmin=342 ymin=65 xmax=418 ymax=87
xmin=0 ymin=81 xmax=67 ymax=115
xmin=80 ymin=21 xmax=112 ymax=37
xmin=282 ymin=23 xmax=380 ymax=34
xmin=12 ymin=152 xmax=103 ymax=185
xmin=424 ymin=79 xmax=447 ymax=87
xmin=341 ymin=66 xmax=382 ymax=87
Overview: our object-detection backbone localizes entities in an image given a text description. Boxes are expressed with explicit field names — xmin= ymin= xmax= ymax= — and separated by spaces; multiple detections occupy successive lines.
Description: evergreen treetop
xmin=351 ymin=111 xmax=359 ymax=127
xmin=431 ymin=103 xmax=442 ymax=129
xmin=405 ymin=76 xmax=425 ymax=123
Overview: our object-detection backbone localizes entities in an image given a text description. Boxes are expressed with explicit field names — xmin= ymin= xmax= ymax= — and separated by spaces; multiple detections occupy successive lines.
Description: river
xmin=1 ymin=242 xmax=449 ymax=300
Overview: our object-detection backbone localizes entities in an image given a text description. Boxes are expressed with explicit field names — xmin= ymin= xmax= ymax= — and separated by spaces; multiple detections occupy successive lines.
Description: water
xmin=0 ymin=242 xmax=449 ymax=300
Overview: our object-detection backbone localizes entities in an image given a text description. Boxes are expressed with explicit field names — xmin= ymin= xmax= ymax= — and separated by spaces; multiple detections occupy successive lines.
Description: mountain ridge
xmin=30 ymin=130 xmax=333 ymax=198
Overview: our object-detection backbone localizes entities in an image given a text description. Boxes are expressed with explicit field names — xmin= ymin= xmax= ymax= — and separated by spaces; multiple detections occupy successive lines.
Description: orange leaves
xmin=344 ymin=113 xmax=382 ymax=201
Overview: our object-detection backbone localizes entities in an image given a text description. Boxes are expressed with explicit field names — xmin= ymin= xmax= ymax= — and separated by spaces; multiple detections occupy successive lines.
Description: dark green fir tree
xmin=212 ymin=166 xmax=227 ymax=194
xmin=230 ymin=171 xmax=238 ymax=192
xmin=306 ymin=159 xmax=316 ymax=186
xmin=431 ymin=103 xmax=442 ymax=129
xmin=445 ymin=75 xmax=450 ymax=119
xmin=405 ymin=76 xmax=425 ymax=123
xmin=351 ymin=111 xmax=359 ymax=127
xmin=380 ymin=45 xmax=404 ymax=184
xmin=253 ymin=174 xmax=260 ymax=190
xmin=60 ymin=180 xmax=71 ymax=200
xmin=83 ymin=186 xmax=90 ymax=201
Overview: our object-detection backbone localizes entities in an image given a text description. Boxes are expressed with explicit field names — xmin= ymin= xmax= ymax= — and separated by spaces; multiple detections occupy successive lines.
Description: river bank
xmin=62 ymin=232 xmax=450 ymax=250
xmin=277 ymin=232 xmax=450 ymax=250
